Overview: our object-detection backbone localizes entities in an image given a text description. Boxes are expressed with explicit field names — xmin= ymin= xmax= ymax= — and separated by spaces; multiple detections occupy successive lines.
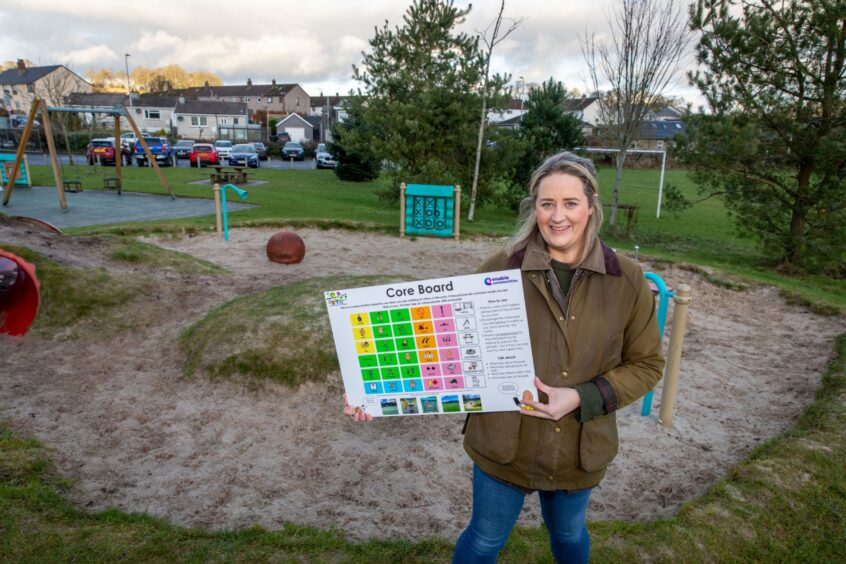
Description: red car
xmin=189 ymin=143 xmax=219 ymax=167
xmin=86 ymin=139 xmax=117 ymax=165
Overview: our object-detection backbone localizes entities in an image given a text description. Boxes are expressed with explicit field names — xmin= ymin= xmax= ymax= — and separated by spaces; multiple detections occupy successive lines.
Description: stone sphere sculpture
xmin=266 ymin=231 xmax=306 ymax=264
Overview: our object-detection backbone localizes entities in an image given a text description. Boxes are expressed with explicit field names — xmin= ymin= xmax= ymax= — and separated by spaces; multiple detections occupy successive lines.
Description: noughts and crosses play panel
xmin=325 ymin=270 xmax=537 ymax=418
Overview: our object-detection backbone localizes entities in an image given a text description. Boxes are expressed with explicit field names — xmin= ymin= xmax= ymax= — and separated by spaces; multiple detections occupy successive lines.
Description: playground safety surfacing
xmin=0 ymin=186 xmax=253 ymax=229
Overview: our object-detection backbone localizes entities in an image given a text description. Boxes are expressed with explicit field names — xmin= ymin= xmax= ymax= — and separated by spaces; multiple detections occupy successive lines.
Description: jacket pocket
xmin=578 ymin=413 xmax=619 ymax=472
xmin=464 ymin=411 xmax=522 ymax=465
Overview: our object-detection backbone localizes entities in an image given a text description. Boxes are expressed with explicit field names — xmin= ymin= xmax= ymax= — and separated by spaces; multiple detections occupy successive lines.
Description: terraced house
xmin=1 ymin=60 xmax=91 ymax=116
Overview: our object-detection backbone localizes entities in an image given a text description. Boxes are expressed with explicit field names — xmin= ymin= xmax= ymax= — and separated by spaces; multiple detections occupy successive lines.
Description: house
xmin=128 ymin=95 xmax=178 ymax=134
xmin=64 ymin=92 xmax=128 ymax=127
xmin=171 ymin=79 xmax=310 ymax=119
xmin=173 ymin=99 xmax=250 ymax=141
xmin=631 ymin=120 xmax=688 ymax=151
xmin=0 ymin=60 xmax=91 ymax=116
xmin=275 ymin=113 xmax=314 ymax=143
xmin=563 ymin=96 xmax=601 ymax=136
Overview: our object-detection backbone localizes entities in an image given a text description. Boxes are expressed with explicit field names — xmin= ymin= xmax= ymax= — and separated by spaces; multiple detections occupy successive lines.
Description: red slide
xmin=0 ymin=249 xmax=41 ymax=336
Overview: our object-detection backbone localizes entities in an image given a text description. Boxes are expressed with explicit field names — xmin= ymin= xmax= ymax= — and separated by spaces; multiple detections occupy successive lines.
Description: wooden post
xmin=39 ymin=100 xmax=68 ymax=209
xmin=2 ymin=100 xmax=41 ymax=206
xmin=399 ymin=182 xmax=407 ymax=238
xmin=114 ymin=115 xmax=122 ymax=184
xmin=123 ymin=110 xmax=174 ymax=199
xmin=453 ymin=184 xmax=461 ymax=241
xmin=658 ymin=284 xmax=692 ymax=427
xmin=22 ymin=155 xmax=31 ymax=187
xmin=213 ymin=183 xmax=223 ymax=238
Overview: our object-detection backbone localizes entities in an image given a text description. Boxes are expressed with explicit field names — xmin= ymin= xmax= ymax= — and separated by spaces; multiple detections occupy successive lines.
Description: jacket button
xmin=570 ymin=315 xmax=576 ymax=321
xmin=548 ymin=475 xmax=554 ymax=481
xmin=561 ymin=371 xmax=568 ymax=378
xmin=558 ymin=316 xmax=564 ymax=321
xmin=555 ymin=427 xmax=561 ymax=433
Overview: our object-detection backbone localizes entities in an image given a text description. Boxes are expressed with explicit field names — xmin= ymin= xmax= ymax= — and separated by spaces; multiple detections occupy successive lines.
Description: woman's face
xmin=535 ymin=172 xmax=593 ymax=264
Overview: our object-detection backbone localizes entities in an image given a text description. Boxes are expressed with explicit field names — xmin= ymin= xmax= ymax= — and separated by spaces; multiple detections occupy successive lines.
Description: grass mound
xmin=0 ymin=243 xmax=141 ymax=338
xmin=179 ymin=275 xmax=407 ymax=387
xmin=109 ymin=239 xmax=228 ymax=275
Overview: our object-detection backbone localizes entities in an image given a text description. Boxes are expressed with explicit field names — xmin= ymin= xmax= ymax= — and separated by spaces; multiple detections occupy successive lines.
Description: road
xmin=5 ymin=152 xmax=320 ymax=171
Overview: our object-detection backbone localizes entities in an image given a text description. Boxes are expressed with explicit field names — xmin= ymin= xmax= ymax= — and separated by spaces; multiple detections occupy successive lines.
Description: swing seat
xmin=63 ymin=180 xmax=82 ymax=193
xmin=103 ymin=177 xmax=121 ymax=194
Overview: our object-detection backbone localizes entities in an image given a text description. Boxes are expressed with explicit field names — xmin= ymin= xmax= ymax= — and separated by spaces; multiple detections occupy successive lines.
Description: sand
xmin=1 ymin=222 xmax=843 ymax=542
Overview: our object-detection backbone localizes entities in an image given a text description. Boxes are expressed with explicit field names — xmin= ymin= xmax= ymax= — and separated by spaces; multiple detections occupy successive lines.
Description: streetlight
xmin=124 ymin=54 xmax=133 ymax=111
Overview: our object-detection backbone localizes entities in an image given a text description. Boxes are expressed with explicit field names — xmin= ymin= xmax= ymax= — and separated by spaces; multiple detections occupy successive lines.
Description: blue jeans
xmin=453 ymin=465 xmax=592 ymax=564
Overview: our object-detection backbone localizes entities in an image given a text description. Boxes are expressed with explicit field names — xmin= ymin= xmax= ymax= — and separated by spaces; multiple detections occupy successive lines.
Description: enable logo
xmin=484 ymin=275 xmax=517 ymax=286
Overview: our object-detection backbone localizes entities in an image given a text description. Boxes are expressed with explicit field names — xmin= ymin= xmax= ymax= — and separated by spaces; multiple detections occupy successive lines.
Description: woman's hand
xmin=343 ymin=394 xmax=374 ymax=422
xmin=520 ymin=378 xmax=581 ymax=420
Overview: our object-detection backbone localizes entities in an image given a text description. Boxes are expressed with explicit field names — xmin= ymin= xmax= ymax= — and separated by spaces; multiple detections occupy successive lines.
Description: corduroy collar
xmin=507 ymin=232 xmax=621 ymax=276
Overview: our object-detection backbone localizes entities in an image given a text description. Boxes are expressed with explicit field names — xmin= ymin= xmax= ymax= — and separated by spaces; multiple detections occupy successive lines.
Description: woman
xmin=454 ymin=151 xmax=664 ymax=563
xmin=346 ymin=151 xmax=663 ymax=562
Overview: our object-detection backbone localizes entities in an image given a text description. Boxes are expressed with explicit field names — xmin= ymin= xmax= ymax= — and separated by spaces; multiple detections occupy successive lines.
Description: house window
xmin=190 ymin=116 xmax=208 ymax=126
xmin=233 ymin=118 xmax=239 ymax=125
xmin=267 ymin=97 xmax=272 ymax=103
xmin=144 ymin=110 xmax=161 ymax=120
xmin=220 ymin=118 xmax=228 ymax=125
xmin=26 ymin=84 xmax=34 ymax=93
xmin=656 ymin=141 xmax=664 ymax=150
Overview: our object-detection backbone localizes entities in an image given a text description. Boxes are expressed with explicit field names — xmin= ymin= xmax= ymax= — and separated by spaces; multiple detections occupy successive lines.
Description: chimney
xmin=16 ymin=59 xmax=26 ymax=73
xmin=247 ymin=78 xmax=252 ymax=86
xmin=271 ymin=78 xmax=276 ymax=86
xmin=178 ymin=96 xmax=185 ymax=105
xmin=204 ymin=80 xmax=209 ymax=87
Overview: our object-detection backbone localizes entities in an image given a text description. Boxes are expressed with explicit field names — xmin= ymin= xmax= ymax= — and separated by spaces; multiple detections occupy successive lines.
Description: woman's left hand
xmin=520 ymin=377 xmax=581 ymax=420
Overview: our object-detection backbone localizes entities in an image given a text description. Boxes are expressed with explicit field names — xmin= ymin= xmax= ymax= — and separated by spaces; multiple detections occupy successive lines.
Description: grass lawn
xmin=19 ymin=161 xmax=846 ymax=313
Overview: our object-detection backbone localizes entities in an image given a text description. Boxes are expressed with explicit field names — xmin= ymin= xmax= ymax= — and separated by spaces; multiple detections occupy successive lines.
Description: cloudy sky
xmin=0 ymin=0 xmax=702 ymax=104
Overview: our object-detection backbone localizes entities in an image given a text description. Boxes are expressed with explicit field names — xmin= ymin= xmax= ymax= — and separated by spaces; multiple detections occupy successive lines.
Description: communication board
xmin=325 ymin=270 xmax=537 ymax=417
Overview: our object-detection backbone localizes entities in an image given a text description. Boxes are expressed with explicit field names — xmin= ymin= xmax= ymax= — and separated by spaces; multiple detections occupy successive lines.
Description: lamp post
xmin=124 ymin=54 xmax=133 ymax=112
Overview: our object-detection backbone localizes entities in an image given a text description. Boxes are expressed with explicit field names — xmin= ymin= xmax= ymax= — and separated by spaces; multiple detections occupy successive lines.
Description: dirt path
xmin=2 ymin=224 xmax=843 ymax=542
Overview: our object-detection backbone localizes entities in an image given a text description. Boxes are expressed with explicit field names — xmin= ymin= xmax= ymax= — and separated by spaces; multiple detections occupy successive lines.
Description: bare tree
xmin=25 ymin=65 xmax=89 ymax=165
xmin=582 ymin=0 xmax=689 ymax=229
xmin=467 ymin=0 xmax=524 ymax=221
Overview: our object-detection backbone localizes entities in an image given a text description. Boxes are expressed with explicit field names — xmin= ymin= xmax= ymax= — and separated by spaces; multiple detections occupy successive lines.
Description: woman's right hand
xmin=343 ymin=394 xmax=374 ymax=422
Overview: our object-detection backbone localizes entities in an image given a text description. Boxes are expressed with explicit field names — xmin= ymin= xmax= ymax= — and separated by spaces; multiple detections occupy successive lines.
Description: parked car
xmin=315 ymin=143 xmax=337 ymax=169
xmin=86 ymin=139 xmax=117 ymax=165
xmin=189 ymin=143 xmax=219 ymax=167
xmin=120 ymin=131 xmax=137 ymax=146
xmin=252 ymin=142 xmax=268 ymax=161
xmin=228 ymin=144 xmax=260 ymax=168
xmin=135 ymin=136 xmax=174 ymax=167
xmin=271 ymin=131 xmax=291 ymax=143
xmin=173 ymin=140 xmax=195 ymax=159
xmin=281 ymin=141 xmax=305 ymax=161
xmin=213 ymin=140 xmax=233 ymax=160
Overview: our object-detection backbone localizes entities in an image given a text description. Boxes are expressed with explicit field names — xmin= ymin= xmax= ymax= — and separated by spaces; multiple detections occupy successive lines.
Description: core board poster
xmin=324 ymin=269 xmax=537 ymax=417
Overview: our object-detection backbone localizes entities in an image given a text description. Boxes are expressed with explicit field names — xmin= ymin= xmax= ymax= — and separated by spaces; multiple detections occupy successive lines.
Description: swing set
xmin=1 ymin=98 xmax=174 ymax=209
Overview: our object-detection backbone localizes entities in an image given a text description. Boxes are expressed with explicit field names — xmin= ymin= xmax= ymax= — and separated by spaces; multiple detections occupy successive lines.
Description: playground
xmin=1 ymin=219 xmax=843 ymax=543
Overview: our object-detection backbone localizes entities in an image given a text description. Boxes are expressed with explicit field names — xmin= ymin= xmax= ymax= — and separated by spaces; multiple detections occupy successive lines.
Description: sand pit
xmin=1 ymin=223 xmax=843 ymax=542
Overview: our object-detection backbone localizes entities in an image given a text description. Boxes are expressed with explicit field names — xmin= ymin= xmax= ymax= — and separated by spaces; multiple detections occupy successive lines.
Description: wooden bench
xmin=63 ymin=180 xmax=82 ymax=193
xmin=210 ymin=166 xmax=248 ymax=185
xmin=103 ymin=177 xmax=122 ymax=195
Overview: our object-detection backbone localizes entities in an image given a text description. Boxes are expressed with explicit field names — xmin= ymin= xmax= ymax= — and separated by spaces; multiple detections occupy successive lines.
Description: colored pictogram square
xmin=383 ymin=380 xmax=403 ymax=394
xmin=401 ymin=365 xmax=421 ymax=378
xmin=373 ymin=324 xmax=393 ymax=338
xmin=403 ymin=379 xmax=423 ymax=393
xmin=390 ymin=308 xmax=411 ymax=323
xmin=441 ymin=395 xmax=461 ymax=412
xmin=400 ymin=396 xmax=419 ymax=414
xmin=350 ymin=312 xmax=370 ymax=326
xmin=442 ymin=361 xmax=463 ymax=376
xmin=395 ymin=337 xmax=416 ymax=351
xmin=419 ymin=348 xmax=440 ymax=363
xmin=398 ymin=351 xmax=419 ymax=364
xmin=445 ymin=376 xmax=465 ymax=390
xmin=364 ymin=381 xmax=383 ymax=394
xmin=421 ymin=396 xmax=439 ymax=413
xmin=358 ymin=355 xmax=378 ymax=368
xmin=440 ymin=348 xmax=460 ymax=362
xmin=416 ymin=335 xmax=437 ymax=349
xmin=393 ymin=323 xmax=414 ymax=337
xmin=375 ymin=338 xmax=396 ymax=352
xmin=378 ymin=352 xmax=398 ymax=366
xmin=361 ymin=368 xmax=381 ymax=381
xmin=424 ymin=377 xmax=444 ymax=390
xmin=437 ymin=333 xmax=457 ymax=347
xmin=434 ymin=318 xmax=456 ymax=333
xmin=370 ymin=310 xmax=391 ymax=325
xmin=353 ymin=326 xmax=373 ymax=340
xmin=410 ymin=306 xmax=431 ymax=321
xmin=355 ymin=340 xmax=374 ymax=354
xmin=421 ymin=363 xmax=442 ymax=378
xmin=381 ymin=366 xmax=401 ymax=379
xmin=413 ymin=321 xmax=434 ymax=335
xmin=431 ymin=304 xmax=453 ymax=318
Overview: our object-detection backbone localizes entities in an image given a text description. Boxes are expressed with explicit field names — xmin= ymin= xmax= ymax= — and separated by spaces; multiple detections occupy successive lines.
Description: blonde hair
xmin=505 ymin=151 xmax=604 ymax=265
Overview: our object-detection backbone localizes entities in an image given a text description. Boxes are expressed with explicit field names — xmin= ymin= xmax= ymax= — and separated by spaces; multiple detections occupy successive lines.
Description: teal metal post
xmin=220 ymin=183 xmax=248 ymax=241
xmin=641 ymin=272 xmax=673 ymax=416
